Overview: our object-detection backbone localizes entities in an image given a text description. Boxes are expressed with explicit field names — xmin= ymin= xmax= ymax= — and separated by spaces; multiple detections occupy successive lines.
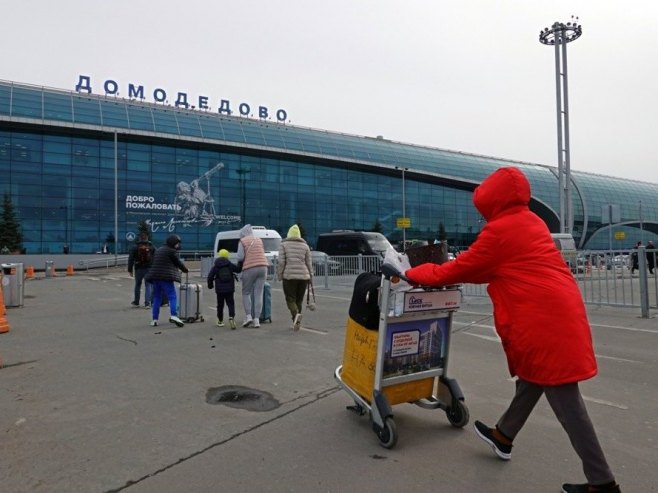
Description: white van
xmin=551 ymin=233 xmax=580 ymax=272
xmin=213 ymin=226 xmax=282 ymax=264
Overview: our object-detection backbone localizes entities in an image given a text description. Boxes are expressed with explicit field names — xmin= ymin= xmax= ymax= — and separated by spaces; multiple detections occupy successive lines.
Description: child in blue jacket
xmin=207 ymin=249 xmax=241 ymax=329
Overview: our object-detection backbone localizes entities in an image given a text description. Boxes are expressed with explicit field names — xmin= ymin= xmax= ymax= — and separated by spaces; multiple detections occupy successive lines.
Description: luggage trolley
xmin=334 ymin=263 xmax=469 ymax=448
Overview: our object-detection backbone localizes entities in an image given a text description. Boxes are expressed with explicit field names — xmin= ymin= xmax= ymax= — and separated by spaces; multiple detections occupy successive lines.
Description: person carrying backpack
xmin=207 ymin=249 xmax=241 ymax=329
xmin=128 ymin=233 xmax=155 ymax=307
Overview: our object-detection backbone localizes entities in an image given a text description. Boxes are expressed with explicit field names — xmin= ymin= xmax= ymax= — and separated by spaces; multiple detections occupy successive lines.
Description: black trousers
xmin=215 ymin=291 xmax=235 ymax=321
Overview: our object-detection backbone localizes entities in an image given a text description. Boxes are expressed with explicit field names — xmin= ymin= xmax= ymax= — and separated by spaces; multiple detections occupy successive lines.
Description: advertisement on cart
xmin=383 ymin=317 xmax=449 ymax=378
xmin=403 ymin=289 xmax=461 ymax=313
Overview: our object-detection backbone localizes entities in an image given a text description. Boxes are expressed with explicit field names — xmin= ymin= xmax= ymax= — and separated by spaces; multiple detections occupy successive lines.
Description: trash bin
xmin=1 ymin=262 xmax=24 ymax=307
xmin=200 ymin=257 xmax=214 ymax=278
xmin=45 ymin=260 xmax=55 ymax=278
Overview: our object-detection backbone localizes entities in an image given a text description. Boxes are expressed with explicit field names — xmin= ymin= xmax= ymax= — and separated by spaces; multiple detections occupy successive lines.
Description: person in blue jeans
xmin=145 ymin=234 xmax=188 ymax=327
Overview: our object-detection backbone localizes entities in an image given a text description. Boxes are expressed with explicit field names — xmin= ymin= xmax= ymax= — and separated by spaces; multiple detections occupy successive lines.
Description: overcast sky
xmin=2 ymin=1 xmax=657 ymax=183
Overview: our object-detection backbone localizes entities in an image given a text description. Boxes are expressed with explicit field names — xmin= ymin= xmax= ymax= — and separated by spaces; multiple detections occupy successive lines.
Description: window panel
xmin=44 ymin=92 xmax=73 ymax=122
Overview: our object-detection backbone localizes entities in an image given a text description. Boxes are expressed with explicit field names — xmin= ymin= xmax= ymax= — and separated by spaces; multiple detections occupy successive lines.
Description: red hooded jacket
xmin=405 ymin=167 xmax=597 ymax=386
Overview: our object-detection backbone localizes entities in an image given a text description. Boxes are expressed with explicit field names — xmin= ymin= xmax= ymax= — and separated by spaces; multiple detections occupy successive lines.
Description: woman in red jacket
xmin=405 ymin=167 xmax=620 ymax=493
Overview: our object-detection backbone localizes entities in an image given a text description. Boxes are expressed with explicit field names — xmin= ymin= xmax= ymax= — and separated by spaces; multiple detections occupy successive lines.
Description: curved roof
xmin=1 ymin=79 xmax=657 ymax=247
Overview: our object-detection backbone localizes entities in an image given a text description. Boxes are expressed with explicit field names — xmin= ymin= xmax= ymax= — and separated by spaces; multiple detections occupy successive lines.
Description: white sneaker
xmin=242 ymin=317 xmax=253 ymax=328
xmin=252 ymin=318 xmax=260 ymax=328
xmin=150 ymin=320 xmax=158 ymax=327
xmin=293 ymin=313 xmax=302 ymax=331
xmin=169 ymin=315 xmax=185 ymax=327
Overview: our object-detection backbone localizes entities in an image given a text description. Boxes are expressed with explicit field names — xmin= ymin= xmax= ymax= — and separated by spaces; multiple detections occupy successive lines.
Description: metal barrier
xmin=311 ymin=255 xmax=383 ymax=289
xmin=77 ymin=255 xmax=130 ymax=270
xmin=228 ymin=248 xmax=658 ymax=318
xmin=460 ymin=248 xmax=657 ymax=318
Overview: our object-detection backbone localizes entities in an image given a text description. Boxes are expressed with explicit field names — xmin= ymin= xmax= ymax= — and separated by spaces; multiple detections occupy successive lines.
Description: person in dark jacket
xmin=405 ymin=167 xmax=620 ymax=493
xmin=127 ymin=233 xmax=155 ymax=307
xmin=145 ymin=234 xmax=188 ymax=327
xmin=646 ymin=240 xmax=655 ymax=274
xmin=630 ymin=241 xmax=641 ymax=274
xmin=207 ymin=249 xmax=241 ymax=329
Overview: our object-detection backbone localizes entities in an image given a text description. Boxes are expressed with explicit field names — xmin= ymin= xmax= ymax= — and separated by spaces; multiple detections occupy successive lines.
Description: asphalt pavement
xmin=0 ymin=268 xmax=656 ymax=493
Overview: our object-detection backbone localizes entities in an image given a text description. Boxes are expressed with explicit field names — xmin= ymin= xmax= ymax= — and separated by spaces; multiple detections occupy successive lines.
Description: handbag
xmin=306 ymin=280 xmax=317 ymax=311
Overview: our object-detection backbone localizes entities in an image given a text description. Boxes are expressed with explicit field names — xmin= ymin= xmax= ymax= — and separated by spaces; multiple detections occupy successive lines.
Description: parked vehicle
xmin=310 ymin=251 xmax=341 ymax=276
xmin=550 ymin=233 xmax=579 ymax=273
xmin=606 ymin=254 xmax=629 ymax=270
xmin=316 ymin=230 xmax=393 ymax=257
xmin=214 ymin=226 xmax=281 ymax=264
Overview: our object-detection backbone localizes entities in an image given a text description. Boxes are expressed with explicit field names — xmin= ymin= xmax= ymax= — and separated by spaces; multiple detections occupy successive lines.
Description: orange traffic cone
xmin=26 ymin=265 xmax=35 ymax=279
xmin=66 ymin=264 xmax=75 ymax=276
xmin=0 ymin=285 xmax=10 ymax=333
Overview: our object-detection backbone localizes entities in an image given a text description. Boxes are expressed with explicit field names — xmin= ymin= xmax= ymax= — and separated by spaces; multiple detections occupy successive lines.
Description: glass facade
xmin=1 ymin=79 xmax=657 ymax=254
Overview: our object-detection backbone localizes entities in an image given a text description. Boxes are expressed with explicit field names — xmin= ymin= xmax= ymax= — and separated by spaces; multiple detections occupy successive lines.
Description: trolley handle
xmin=381 ymin=262 xmax=412 ymax=283
xmin=381 ymin=261 xmax=456 ymax=290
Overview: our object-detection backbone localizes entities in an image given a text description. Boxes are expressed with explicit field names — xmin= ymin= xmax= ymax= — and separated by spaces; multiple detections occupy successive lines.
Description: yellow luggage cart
xmin=334 ymin=263 xmax=469 ymax=448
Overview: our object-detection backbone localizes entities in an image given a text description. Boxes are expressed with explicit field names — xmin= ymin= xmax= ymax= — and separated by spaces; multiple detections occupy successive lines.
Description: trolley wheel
xmin=446 ymin=399 xmax=470 ymax=428
xmin=376 ymin=417 xmax=398 ymax=449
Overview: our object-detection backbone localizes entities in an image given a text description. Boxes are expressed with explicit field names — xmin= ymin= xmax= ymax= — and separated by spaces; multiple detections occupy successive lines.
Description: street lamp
xmin=395 ymin=166 xmax=409 ymax=251
xmin=539 ymin=17 xmax=582 ymax=235
xmin=236 ymin=167 xmax=251 ymax=225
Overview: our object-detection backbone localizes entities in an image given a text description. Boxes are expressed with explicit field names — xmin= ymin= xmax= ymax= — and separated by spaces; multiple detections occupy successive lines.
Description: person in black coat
xmin=207 ymin=249 xmax=241 ymax=329
xmin=127 ymin=233 xmax=155 ymax=307
xmin=647 ymin=240 xmax=656 ymax=275
xmin=145 ymin=234 xmax=188 ymax=327
xmin=630 ymin=241 xmax=642 ymax=274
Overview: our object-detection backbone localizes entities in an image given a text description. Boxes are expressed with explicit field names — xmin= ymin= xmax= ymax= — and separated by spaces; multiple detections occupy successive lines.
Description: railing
xmin=204 ymin=248 xmax=657 ymax=318
xmin=461 ymin=248 xmax=657 ymax=318
xmin=77 ymin=255 xmax=130 ymax=270
xmin=270 ymin=254 xmax=383 ymax=289
xmin=179 ymin=250 xmax=213 ymax=261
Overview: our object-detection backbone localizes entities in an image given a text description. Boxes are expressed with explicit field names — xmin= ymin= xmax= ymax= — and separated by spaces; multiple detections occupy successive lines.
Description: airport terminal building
xmin=1 ymin=78 xmax=657 ymax=254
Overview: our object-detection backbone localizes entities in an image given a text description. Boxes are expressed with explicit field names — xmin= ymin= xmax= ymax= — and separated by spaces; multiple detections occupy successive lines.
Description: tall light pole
xmin=395 ymin=167 xmax=408 ymax=251
xmin=539 ymin=17 xmax=582 ymax=234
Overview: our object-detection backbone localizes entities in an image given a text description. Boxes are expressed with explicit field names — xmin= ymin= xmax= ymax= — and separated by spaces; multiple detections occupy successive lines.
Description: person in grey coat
xmin=145 ymin=234 xmax=188 ymax=327
xmin=276 ymin=224 xmax=313 ymax=331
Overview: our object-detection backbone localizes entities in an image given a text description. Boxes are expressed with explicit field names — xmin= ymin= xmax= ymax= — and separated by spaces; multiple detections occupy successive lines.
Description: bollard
xmin=26 ymin=265 xmax=35 ymax=279
xmin=45 ymin=261 xmax=56 ymax=278
xmin=66 ymin=264 xmax=75 ymax=276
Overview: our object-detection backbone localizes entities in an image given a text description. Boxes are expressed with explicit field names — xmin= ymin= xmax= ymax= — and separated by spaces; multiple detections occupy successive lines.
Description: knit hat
xmin=218 ymin=249 xmax=230 ymax=258
xmin=287 ymin=224 xmax=301 ymax=239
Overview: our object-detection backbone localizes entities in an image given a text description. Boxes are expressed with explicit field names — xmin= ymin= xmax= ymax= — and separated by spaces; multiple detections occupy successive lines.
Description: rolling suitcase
xmin=252 ymin=281 xmax=272 ymax=323
xmin=178 ymin=273 xmax=204 ymax=323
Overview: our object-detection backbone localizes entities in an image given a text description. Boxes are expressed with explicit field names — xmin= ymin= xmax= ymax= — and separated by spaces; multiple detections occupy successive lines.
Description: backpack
xmin=136 ymin=243 xmax=153 ymax=266
xmin=217 ymin=265 xmax=233 ymax=283
xmin=349 ymin=272 xmax=381 ymax=331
